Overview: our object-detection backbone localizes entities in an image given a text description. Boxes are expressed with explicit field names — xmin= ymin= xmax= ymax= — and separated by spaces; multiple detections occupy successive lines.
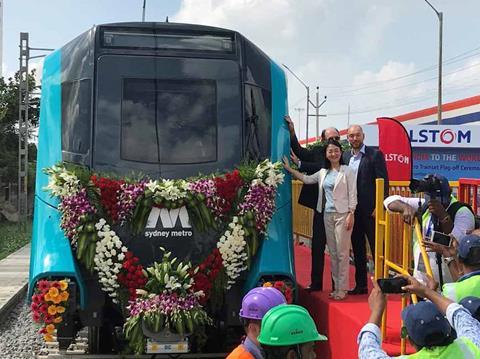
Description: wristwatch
xmin=443 ymin=256 xmax=455 ymax=266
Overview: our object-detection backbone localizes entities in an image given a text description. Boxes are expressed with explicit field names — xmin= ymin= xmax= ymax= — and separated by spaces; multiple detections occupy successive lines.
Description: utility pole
xmin=18 ymin=33 xmax=29 ymax=222
xmin=347 ymin=104 xmax=351 ymax=127
xmin=308 ymin=87 xmax=327 ymax=142
xmin=423 ymin=0 xmax=443 ymax=124
xmin=283 ymin=65 xmax=327 ymax=143
xmin=142 ymin=0 xmax=147 ymax=22
xmin=17 ymin=32 xmax=53 ymax=222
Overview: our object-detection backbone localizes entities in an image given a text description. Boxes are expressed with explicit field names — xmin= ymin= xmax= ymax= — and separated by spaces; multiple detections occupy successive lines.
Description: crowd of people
xmin=226 ymin=116 xmax=480 ymax=358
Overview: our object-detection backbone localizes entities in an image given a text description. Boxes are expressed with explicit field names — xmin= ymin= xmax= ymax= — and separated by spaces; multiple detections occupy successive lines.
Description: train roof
xmin=98 ymin=21 xmax=236 ymax=34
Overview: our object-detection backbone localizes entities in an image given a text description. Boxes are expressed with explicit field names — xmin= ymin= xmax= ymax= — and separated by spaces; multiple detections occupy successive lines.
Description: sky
xmin=4 ymin=0 xmax=480 ymax=141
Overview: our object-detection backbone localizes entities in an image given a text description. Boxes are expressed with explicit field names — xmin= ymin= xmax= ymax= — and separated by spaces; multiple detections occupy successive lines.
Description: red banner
xmin=377 ymin=117 xmax=412 ymax=181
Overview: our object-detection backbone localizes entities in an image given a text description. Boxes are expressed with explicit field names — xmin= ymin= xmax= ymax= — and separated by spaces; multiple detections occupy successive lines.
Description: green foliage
xmin=0 ymin=221 xmax=32 ymax=260
xmin=236 ymin=160 xmax=257 ymax=184
xmin=0 ymin=71 xmax=39 ymax=185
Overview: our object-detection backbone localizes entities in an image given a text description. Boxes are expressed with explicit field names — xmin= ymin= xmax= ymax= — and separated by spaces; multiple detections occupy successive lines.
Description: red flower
xmin=38 ymin=280 xmax=50 ymax=292
xmin=213 ymin=170 xmax=243 ymax=214
xmin=39 ymin=304 xmax=48 ymax=314
xmin=118 ymin=255 xmax=147 ymax=301
xmin=274 ymin=281 xmax=285 ymax=290
xmin=32 ymin=312 xmax=41 ymax=322
xmin=91 ymin=176 xmax=124 ymax=222
xmin=284 ymin=287 xmax=293 ymax=303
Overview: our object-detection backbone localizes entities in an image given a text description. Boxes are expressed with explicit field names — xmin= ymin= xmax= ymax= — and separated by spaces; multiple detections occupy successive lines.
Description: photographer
xmin=358 ymin=276 xmax=480 ymax=358
xmin=423 ymin=234 xmax=480 ymax=301
xmin=384 ymin=174 xmax=475 ymax=284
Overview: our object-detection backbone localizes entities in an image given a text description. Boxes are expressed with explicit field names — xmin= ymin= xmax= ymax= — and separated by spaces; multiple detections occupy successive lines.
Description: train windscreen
xmin=121 ymin=78 xmax=217 ymax=164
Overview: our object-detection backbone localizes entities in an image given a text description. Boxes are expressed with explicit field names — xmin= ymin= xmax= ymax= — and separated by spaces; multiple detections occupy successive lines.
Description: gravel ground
xmin=0 ymin=298 xmax=44 ymax=358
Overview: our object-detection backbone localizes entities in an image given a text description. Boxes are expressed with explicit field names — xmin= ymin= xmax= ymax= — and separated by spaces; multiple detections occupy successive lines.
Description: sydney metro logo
xmin=144 ymin=206 xmax=192 ymax=239
xmin=409 ymin=128 xmax=471 ymax=145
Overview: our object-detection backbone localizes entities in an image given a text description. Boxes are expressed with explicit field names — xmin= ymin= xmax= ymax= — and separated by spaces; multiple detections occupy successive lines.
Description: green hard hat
xmin=257 ymin=304 xmax=327 ymax=346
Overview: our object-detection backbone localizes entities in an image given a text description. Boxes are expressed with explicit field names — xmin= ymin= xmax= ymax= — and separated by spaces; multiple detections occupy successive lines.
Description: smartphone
xmin=377 ymin=277 xmax=408 ymax=294
xmin=431 ymin=231 xmax=452 ymax=247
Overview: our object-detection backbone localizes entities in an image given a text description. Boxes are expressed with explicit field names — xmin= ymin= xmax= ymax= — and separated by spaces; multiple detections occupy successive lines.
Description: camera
xmin=409 ymin=174 xmax=444 ymax=199
xmin=377 ymin=277 xmax=408 ymax=294
xmin=430 ymin=231 xmax=452 ymax=247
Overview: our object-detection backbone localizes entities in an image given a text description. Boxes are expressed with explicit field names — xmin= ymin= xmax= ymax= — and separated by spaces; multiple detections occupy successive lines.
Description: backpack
xmin=446 ymin=202 xmax=480 ymax=230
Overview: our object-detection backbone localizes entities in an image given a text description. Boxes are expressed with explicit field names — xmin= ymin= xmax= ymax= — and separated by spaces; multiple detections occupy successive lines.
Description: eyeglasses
xmin=327 ymin=136 xmax=340 ymax=141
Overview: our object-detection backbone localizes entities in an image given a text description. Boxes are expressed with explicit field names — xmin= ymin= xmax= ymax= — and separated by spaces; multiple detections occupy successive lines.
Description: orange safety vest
xmin=227 ymin=344 xmax=255 ymax=359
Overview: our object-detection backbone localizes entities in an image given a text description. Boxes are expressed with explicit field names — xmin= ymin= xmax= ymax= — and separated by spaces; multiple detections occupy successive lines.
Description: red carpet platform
xmin=294 ymin=244 xmax=414 ymax=359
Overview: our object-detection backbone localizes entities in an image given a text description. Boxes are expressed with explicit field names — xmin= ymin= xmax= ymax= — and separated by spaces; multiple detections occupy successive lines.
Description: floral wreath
xmin=39 ymin=160 xmax=284 ymax=353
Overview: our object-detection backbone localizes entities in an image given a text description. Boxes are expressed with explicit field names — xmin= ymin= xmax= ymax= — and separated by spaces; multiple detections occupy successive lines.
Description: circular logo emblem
xmin=440 ymin=129 xmax=455 ymax=144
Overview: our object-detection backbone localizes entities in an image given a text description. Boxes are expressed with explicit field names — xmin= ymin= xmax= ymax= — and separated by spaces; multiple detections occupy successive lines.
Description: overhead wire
xmin=317 ymin=45 xmax=480 ymax=93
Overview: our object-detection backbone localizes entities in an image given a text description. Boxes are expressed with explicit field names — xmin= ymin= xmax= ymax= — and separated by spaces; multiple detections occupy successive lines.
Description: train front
xmin=30 ymin=22 xmax=294 ymax=354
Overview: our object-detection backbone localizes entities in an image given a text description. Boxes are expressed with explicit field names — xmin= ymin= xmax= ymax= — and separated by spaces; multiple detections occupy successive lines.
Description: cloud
xmin=173 ymin=0 xmax=480 ymax=139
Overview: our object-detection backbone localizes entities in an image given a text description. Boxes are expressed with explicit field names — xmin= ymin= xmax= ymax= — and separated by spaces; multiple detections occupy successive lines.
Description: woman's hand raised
xmin=282 ymin=156 xmax=292 ymax=172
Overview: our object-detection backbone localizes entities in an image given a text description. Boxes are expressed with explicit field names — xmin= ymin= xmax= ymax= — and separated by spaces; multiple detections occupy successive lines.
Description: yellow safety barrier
xmin=374 ymin=178 xmax=434 ymax=355
xmin=291 ymin=180 xmax=314 ymax=243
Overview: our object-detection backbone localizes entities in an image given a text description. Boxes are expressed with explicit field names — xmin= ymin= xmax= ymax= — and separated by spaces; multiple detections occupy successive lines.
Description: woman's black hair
xmin=323 ymin=138 xmax=345 ymax=169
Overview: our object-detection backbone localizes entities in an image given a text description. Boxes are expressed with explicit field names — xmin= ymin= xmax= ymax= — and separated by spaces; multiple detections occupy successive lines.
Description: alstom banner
xmin=362 ymin=125 xmax=480 ymax=148
xmin=360 ymin=124 xmax=480 ymax=180
xmin=377 ymin=117 xmax=412 ymax=181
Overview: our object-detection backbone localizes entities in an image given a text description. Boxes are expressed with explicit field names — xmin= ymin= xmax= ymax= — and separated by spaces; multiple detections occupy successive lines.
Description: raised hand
xmin=290 ymin=149 xmax=299 ymax=166
xmin=284 ymin=115 xmax=295 ymax=135
xmin=282 ymin=156 xmax=292 ymax=171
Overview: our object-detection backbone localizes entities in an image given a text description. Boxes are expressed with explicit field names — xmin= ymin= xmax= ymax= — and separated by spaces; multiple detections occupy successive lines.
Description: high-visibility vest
xmin=226 ymin=344 xmax=255 ymax=359
xmin=396 ymin=338 xmax=480 ymax=358
xmin=443 ymin=273 xmax=480 ymax=302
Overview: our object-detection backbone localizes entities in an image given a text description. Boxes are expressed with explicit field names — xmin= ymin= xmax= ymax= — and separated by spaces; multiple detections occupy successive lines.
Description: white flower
xmin=93 ymin=220 xmax=128 ymax=301
xmin=217 ymin=219 xmax=248 ymax=287
xmin=146 ymin=180 xmax=160 ymax=193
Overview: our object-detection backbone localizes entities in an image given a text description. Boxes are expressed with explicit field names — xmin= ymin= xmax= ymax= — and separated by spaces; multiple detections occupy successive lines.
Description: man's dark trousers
xmin=311 ymin=210 xmax=326 ymax=289
xmin=351 ymin=210 xmax=376 ymax=289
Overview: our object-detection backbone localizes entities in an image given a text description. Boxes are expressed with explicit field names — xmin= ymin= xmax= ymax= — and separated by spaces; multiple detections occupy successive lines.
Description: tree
xmin=0 ymin=70 xmax=39 ymax=186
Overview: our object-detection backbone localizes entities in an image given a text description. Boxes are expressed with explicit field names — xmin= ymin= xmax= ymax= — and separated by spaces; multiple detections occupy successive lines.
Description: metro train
xmin=29 ymin=22 xmax=294 ymax=354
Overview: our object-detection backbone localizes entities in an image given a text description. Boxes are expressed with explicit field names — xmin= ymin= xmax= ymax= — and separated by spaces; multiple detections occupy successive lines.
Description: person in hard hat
xmin=227 ymin=287 xmax=287 ymax=359
xmin=424 ymin=234 xmax=480 ymax=302
xmin=258 ymin=304 xmax=327 ymax=359
xmin=460 ymin=296 xmax=480 ymax=321
xmin=358 ymin=276 xmax=480 ymax=358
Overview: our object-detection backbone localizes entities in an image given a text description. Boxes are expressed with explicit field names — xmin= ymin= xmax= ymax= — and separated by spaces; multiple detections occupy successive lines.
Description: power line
xmin=327 ymin=58 xmax=480 ymax=99
xmin=318 ymin=44 xmax=480 ymax=93
xmin=326 ymin=80 xmax=480 ymax=117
